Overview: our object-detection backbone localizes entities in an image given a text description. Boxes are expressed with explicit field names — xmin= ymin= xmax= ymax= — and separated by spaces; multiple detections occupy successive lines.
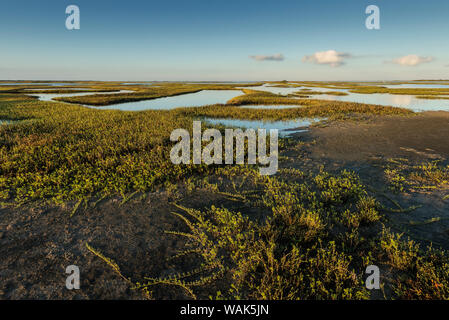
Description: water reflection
xmin=204 ymin=118 xmax=322 ymax=137
xmin=89 ymin=90 xmax=243 ymax=111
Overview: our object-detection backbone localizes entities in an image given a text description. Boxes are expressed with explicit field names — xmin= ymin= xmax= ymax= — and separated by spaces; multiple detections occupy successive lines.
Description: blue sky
xmin=1 ymin=0 xmax=448 ymax=81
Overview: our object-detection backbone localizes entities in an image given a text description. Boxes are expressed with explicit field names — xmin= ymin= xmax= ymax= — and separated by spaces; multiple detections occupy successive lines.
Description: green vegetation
xmin=384 ymin=159 xmax=449 ymax=193
xmin=186 ymin=90 xmax=412 ymax=121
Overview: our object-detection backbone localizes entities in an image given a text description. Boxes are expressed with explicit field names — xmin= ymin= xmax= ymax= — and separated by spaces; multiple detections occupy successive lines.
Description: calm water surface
xmin=204 ymin=118 xmax=323 ymax=137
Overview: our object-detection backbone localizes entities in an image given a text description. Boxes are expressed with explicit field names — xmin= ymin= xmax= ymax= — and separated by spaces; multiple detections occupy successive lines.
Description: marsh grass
xmin=0 ymin=85 xmax=413 ymax=205
xmin=225 ymin=91 xmax=412 ymax=117
xmin=381 ymin=229 xmax=449 ymax=299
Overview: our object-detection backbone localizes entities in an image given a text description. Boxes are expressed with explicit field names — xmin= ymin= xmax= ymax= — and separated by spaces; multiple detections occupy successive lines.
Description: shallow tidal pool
xmin=203 ymin=118 xmax=323 ymax=137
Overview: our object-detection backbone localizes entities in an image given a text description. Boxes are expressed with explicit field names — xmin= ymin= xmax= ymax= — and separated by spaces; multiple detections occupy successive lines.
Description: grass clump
xmin=135 ymin=167 xmax=384 ymax=300
xmin=380 ymin=229 xmax=449 ymax=299
xmin=384 ymin=159 xmax=449 ymax=193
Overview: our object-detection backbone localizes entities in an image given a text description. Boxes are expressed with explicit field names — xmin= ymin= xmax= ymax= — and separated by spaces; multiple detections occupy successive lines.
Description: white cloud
xmin=391 ymin=54 xmax=434 ymax=66
xmin=302 ymin=50 xmax=351 ymax=67
xmin=249 ymin=53 xmax=284 ymax=61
